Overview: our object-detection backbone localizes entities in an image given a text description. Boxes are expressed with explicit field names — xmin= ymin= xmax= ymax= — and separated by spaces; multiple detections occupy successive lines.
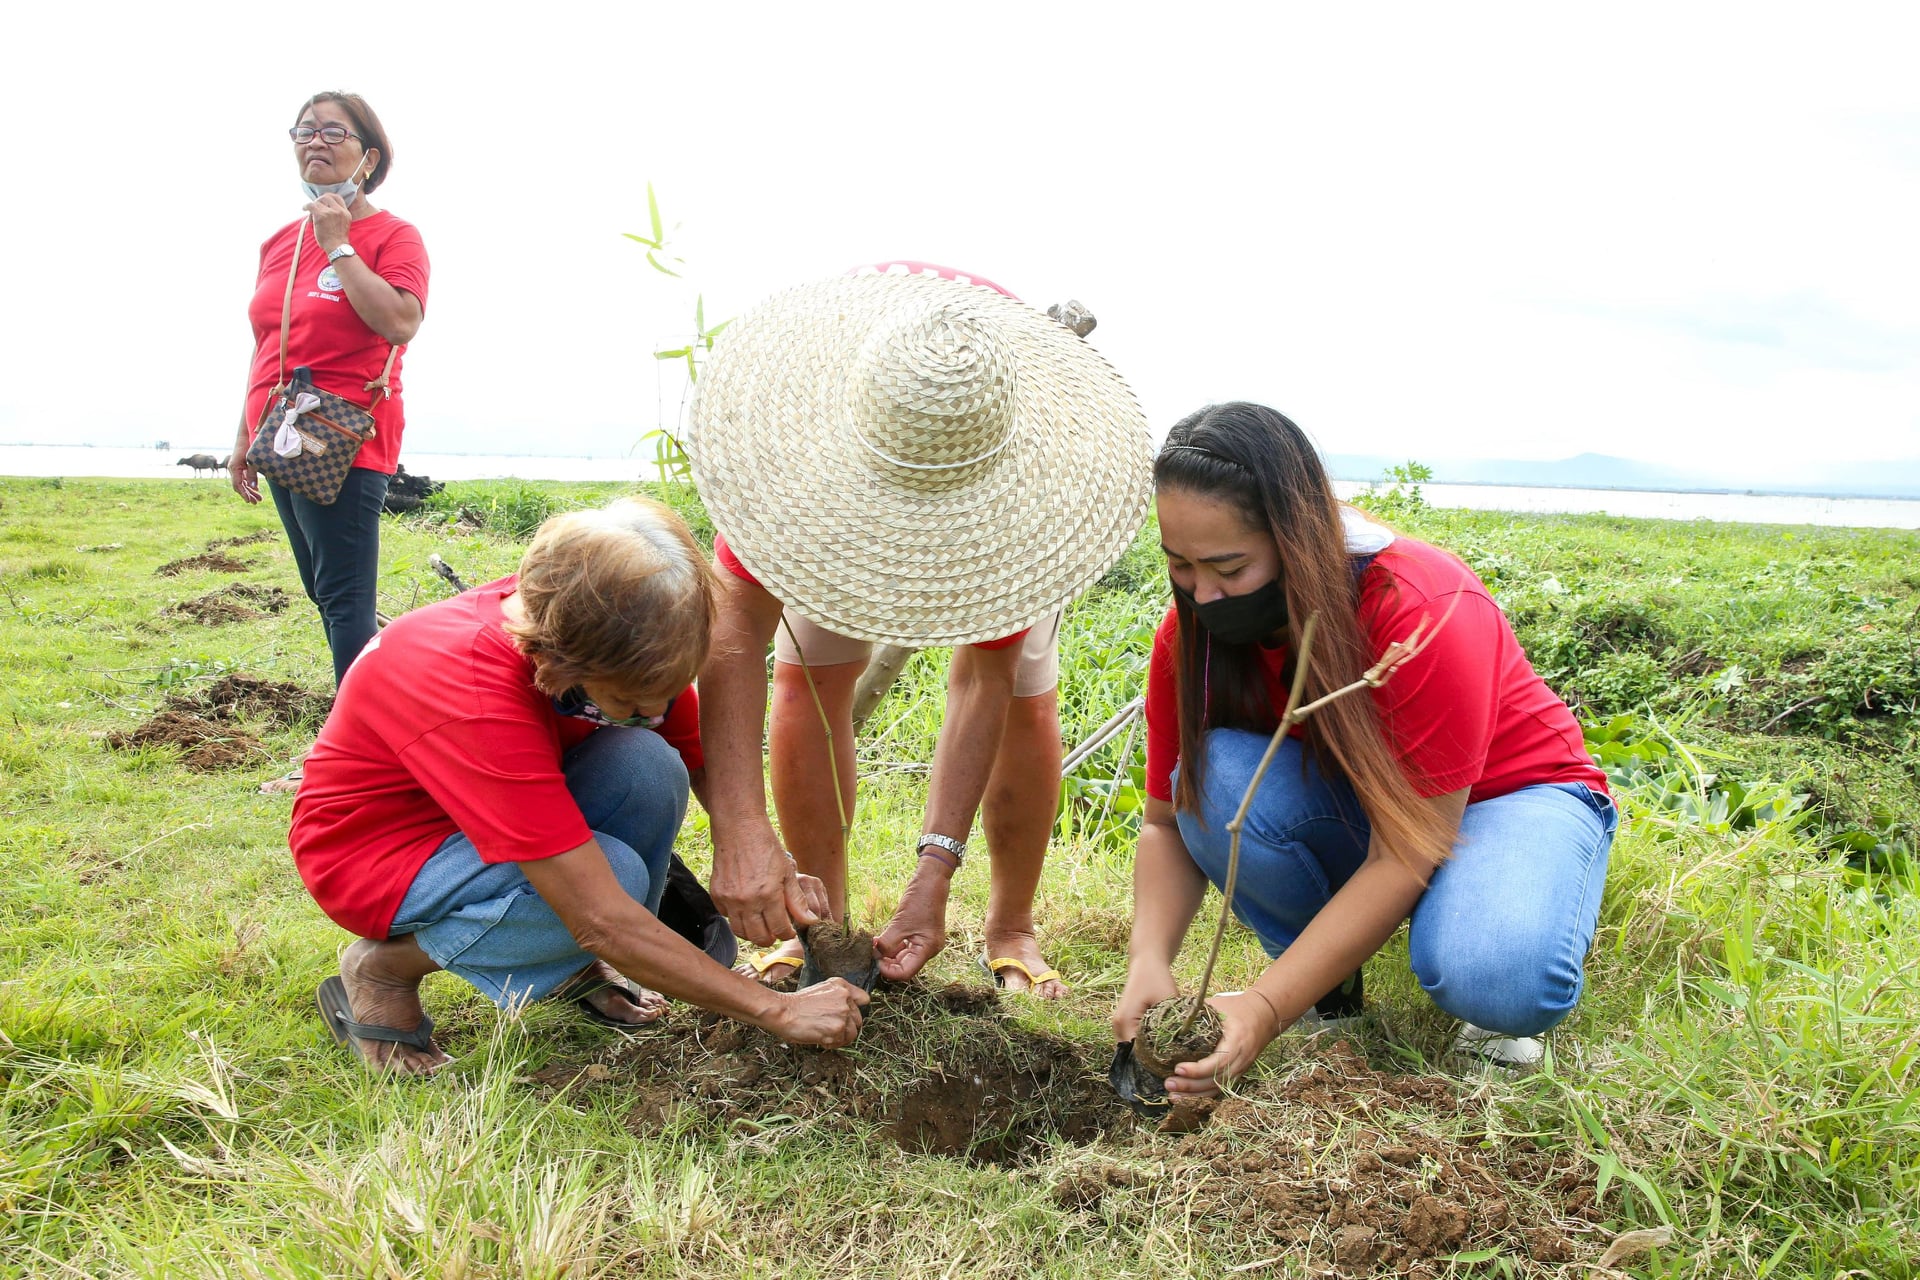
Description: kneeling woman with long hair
xmin=292 ymin=498 xmax=866 ymax=1073
xmin=1113 ymin=403 xmax=1616 ymax=1094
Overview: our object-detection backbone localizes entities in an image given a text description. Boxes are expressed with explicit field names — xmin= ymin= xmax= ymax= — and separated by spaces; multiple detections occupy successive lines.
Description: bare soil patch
xmin=522 ymin=990 xmax=1605 ymax=1266
xmin=206 ymin=531 xmax=279 ymax=550
xmin=175 ymin=673 xmax=330 ymax=729
xmin=105 ymin=711 xmax=263 ymax=772
xmin=106 ymin=673 xmax=330 ymax=771
xmin=531 ymin=997 xmax=1604 ymax=1269
xmin=166 ymin=584 xmax=290 ymax=626
xmin=1078 ymin=1038 xmax=1606 ymax=1272
xmin=155 ymin=553 xmax=250 ymax=577
xmin=531 ymin=980 xmax=1126 ymax=1165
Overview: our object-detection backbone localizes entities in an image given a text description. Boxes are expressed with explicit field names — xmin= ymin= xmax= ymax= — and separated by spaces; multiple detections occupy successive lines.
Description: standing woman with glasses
xmin=231 ymin=93 xmax=428 ymax=792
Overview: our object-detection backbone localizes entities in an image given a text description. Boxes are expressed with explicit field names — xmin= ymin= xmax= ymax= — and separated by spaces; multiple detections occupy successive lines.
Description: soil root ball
xmin=798 ymin=922 xmax=880 ymax=992
xmin=1134 ymin=998 xmax=1223 ymax=1078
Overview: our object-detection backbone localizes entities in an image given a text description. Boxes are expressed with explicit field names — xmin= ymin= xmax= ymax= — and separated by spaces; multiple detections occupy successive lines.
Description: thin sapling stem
xmin=1174 ymin=595 xmax=1458 ymax=1038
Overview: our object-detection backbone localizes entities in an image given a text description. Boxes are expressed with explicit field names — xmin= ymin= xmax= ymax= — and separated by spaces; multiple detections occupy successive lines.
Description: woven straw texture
xmin=687 ymin=272 xmax=1151 ymax=647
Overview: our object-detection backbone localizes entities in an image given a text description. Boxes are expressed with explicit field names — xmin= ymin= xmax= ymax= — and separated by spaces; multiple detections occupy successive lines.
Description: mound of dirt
xmin=105 ymin=711 xmax=264 ymax=772
xmin=155 ymin=553 xmax=250 ymax=577
xmin=167 ymin=584 xmax=290 ymax=626
xmin=170 ymin=673 xmax=329 ymax=729
xmin=206 ymin=531 xmax=278 ymax=550
xmin=1088 ymin=1038 xmax=1604 ymax=1271
xmin=529 ymin=980 xmax=1126 ymax=1166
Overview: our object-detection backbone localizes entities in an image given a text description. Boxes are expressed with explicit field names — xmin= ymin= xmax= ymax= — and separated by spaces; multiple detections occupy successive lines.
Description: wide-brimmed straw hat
xmin=686 ymin=271 xmax=1151 ymax=647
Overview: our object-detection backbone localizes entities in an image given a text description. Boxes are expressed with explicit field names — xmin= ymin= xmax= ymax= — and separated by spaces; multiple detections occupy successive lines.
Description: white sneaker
xmin=1451 ymin=1023 xmax=1545 ymax=1068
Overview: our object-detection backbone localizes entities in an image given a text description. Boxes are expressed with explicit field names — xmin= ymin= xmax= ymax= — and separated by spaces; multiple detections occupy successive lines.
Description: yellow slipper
xmin=736 ymin=944 xmax=804 ymax=982
xmin=979 ymin=954 xmax=1068 ymax=992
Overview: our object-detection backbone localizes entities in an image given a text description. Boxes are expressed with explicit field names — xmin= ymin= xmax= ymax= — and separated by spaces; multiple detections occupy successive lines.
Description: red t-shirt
xmin=1144 ymin=537 xmax=1606 ymax=806
xmin=289 ymin=576 xmax=703 ymax=939
xmin=244 ymin=211 xmax=430 ymax=475
xmin=708 ymin=258 xmax=1031 ymax=651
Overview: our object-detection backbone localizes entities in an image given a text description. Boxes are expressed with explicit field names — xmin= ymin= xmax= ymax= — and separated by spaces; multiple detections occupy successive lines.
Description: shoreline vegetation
xmin=4 ymin=443 xmax=1920 ymax=506
xmin=2 ymin=477 xmax=1915 ymax=1276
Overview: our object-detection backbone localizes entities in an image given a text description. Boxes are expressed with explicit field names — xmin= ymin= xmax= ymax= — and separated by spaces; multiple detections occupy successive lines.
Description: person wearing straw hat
xmin=687 ymin=262 xmax=1151 ymax=995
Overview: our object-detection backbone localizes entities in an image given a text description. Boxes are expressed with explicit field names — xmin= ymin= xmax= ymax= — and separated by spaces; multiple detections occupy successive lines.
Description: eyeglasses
xmin=289 ymin=126 xmax=362 ymax=146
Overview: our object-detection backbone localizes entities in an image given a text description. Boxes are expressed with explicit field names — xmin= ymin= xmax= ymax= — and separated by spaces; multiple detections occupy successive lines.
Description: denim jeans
xmin=388 ymin=726 xmax=689 ymax=1009
xmin=1174 ymin=729 xmax=1616 ymax=1037
xmin=268 ymin=467 xmax=391 ymax=688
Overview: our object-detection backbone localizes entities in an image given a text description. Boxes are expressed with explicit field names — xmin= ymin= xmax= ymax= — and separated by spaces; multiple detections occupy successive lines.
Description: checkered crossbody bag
xmin=245 ymin=216 xmax=397 ymax=505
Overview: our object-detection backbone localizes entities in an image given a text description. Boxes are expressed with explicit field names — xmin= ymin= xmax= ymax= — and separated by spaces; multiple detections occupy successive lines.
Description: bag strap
xmin=277 ymin=216 xmax=399 ymax=438
xmin=361 ymin=346 xmax=400 ymax=436
xmin=274 ymin=217 xmax=308 ymax=394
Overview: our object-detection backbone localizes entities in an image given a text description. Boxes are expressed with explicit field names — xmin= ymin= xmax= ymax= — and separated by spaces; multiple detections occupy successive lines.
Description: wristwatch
xmin=917 ymin=833 xmax=966 ymax=868
xmin=326 ymin=243 xmax=358 ymax=264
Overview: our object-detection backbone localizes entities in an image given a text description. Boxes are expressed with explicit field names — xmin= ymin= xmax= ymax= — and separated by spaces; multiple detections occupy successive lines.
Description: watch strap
xmin=917 ymin=833 xmax=966 ymax=867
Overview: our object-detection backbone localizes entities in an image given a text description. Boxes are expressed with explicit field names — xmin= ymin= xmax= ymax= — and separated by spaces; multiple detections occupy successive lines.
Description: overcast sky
xmin=6 ymin=3 xmax=1917 ymax=482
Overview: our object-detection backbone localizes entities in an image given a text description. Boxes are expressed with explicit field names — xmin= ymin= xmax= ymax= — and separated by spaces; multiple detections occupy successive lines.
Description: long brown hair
xmin=1157 ymin=403 xmax=1454 ymax=873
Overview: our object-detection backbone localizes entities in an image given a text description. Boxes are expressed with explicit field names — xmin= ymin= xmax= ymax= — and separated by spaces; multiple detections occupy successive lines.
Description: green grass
xmin=1 ymin=477 xmax=1916 ymax=1276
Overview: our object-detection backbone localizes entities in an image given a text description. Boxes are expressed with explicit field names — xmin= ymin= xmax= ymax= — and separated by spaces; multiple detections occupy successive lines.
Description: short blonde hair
xmin=506 ymin=497 xmax=715 ymax=697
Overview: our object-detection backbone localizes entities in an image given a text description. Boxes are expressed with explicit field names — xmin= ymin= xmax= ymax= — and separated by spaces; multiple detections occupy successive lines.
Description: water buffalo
xmin=176 ymin=454 xmax=224 ymax=477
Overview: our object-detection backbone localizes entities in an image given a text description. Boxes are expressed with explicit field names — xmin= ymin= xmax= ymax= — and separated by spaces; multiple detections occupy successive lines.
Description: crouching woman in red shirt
xmin=292 ymin=498 xmax=866 ymax=1073
xmin=1113 ymin=403 xmax=1617 ymax=1093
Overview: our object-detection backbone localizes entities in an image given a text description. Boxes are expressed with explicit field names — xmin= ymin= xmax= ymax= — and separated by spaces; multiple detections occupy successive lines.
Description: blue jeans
xmin=388 ymin=727 xmax=689 ymax=1008
xmin=268 ymin=467 xmax=391 ymax=688
xmin=1175 ymin=729 xmax=1617 ymax=1037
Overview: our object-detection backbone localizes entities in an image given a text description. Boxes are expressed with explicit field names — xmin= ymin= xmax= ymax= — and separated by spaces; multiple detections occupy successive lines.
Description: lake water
xmin=4 ymin=444 xmax=1918 ymax=530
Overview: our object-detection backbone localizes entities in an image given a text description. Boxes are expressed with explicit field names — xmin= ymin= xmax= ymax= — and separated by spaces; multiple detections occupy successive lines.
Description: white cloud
xmin=4 ymin=1 xmax=1917 ymax=480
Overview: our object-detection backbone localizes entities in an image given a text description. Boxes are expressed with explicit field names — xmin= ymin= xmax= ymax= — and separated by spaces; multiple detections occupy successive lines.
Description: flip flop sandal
xmin=978 ymin=954 xmax=1068 ymax=992
xmin=565 ymin=977 xmax=667 ymax=1030
xmin=316 ymin=976 xmax=444 ymax=1067
xmin=259 ymin=768 xmax=303 ymax=796
xmin=736 ymin=946 xmax=804 ymax=982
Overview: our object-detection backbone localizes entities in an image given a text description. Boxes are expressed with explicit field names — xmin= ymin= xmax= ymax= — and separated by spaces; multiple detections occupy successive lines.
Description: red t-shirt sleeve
xmin=1362 ymin=576 xmax=1503 ymax=798
xmin=372 ymin=221 xmax=430 ymax=312
xmin=713 ymin=532 xmax=761 ymax=587
xmin=970 ymin=628 xmax=1031 ymax=650
xmin=1144 ymin=607 xmax=1182 ymax=802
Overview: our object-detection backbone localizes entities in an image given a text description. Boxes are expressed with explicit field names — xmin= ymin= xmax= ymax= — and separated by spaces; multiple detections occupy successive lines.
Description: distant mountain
xmin=1324 ymin=453 xmax=1920 ymax=499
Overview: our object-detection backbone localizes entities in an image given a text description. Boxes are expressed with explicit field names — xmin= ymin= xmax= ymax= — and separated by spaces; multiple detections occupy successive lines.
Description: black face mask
xmin=1173 ymin=578 xmax=1289 ymax=646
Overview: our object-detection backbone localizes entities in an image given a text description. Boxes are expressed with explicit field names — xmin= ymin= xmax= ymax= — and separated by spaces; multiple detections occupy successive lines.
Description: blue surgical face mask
xmin=552 ymin=688 xmax=674 ymax=731
xmin=301 ymin=156 xmax=370 ymax=204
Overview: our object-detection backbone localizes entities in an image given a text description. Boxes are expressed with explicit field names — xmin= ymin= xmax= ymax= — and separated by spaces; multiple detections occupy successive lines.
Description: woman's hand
xmin=230 ymin=422 xmax=261 ymax=504
xmin=1111 ymin=962 xmax=1180 ymax=1043
xmin=767 ymin=976 xmax=869 ymax=1048
xmin=710 ymin=825 xmax=826 ymax=946
xmin=305 ymin=193 xmax=354 ymax=254
xmin=1164 ymin=990 xmax=1286 ymax=1096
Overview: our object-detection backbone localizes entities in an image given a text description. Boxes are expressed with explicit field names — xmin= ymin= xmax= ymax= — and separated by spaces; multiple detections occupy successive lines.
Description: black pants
xmin=268 ymin=469 xmax=391 ymax=688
